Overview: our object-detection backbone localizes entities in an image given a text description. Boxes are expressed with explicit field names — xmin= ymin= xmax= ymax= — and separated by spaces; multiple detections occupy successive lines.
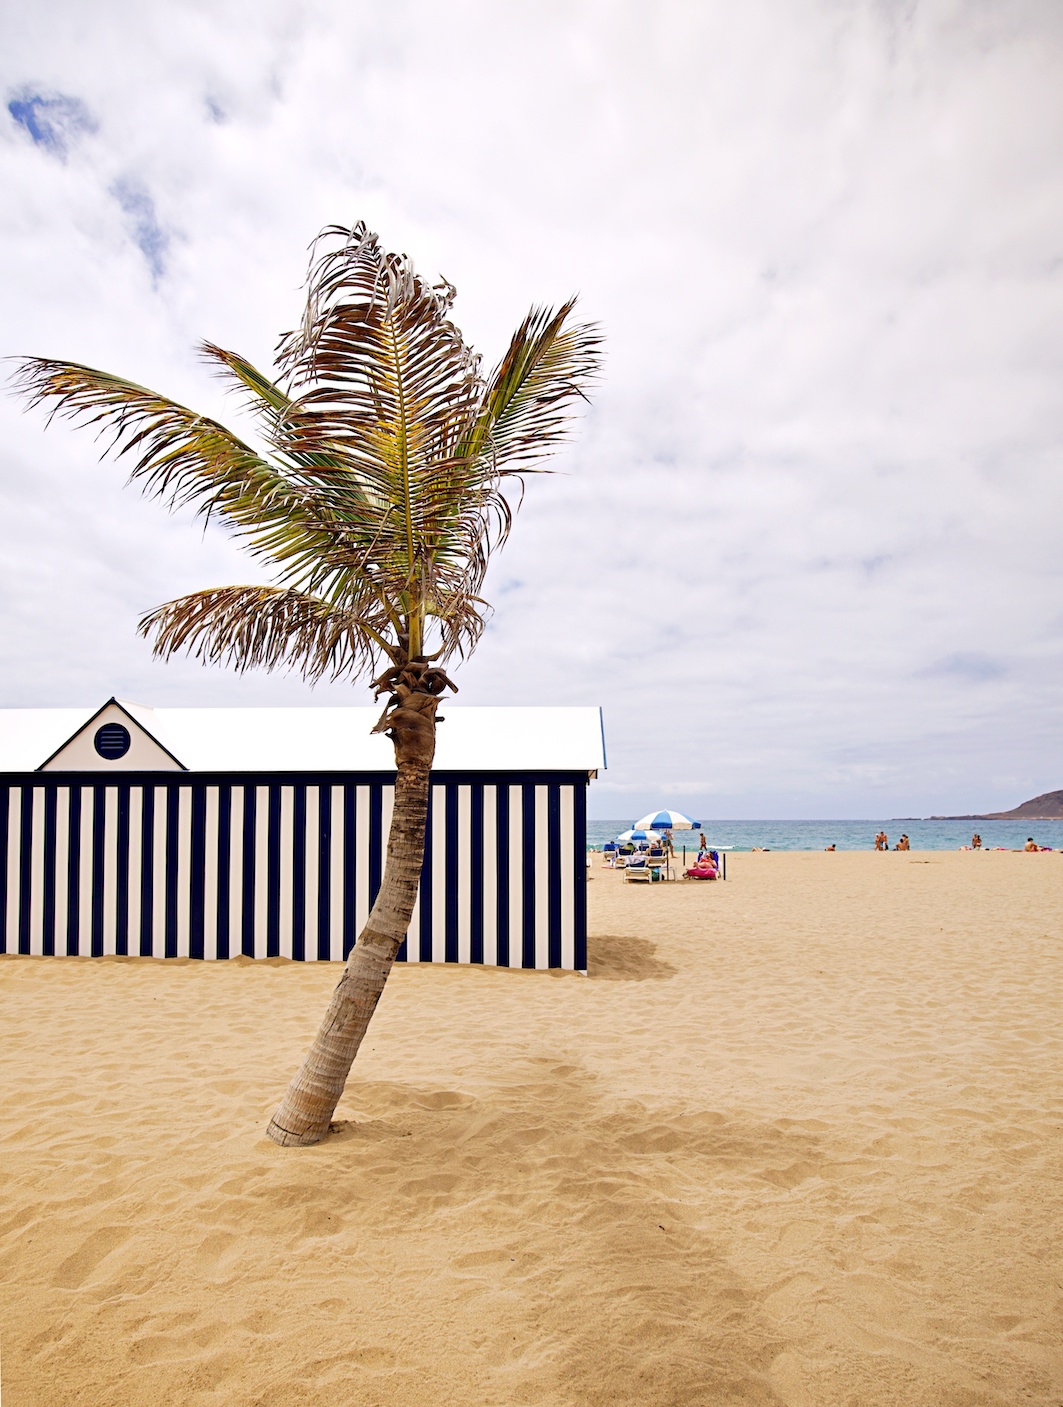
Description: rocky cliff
xmin=931 ymin=790 xmax=1063 ymax=820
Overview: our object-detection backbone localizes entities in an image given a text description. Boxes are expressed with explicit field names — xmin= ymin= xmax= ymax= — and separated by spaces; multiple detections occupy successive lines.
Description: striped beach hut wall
xmin=0 ymin=699 xmax=605 ymax=972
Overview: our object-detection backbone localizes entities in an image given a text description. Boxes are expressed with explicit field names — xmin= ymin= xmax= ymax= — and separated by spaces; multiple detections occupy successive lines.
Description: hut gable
xmin=38 ymin=699 xmax=185 ymax=773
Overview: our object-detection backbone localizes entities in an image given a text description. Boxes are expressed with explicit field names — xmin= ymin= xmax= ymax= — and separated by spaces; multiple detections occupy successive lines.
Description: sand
xmin=1 ymin=850 xmax=1061 ymax=1406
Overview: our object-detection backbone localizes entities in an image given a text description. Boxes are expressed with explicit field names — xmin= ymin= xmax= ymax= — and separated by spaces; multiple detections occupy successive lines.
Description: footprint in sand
xmin=400 ymin=1172 xmax=462 ymax=1198
xmin=762 ymin=1271 xmax=821 ymax=1321
xmin=297 ymin=1206 xmax=346 ymax=1239
xmin=759 ymin=1160 xmax=821 ymax=1190
xmin=130 ymin=1322 xmax=224 ymax=1364
xmin=409 ymin=1090 xmax=475 ymax=1110
xmin=452 ymin=1247 xmax=513 ymax=1271
xmin=769 ymin=1350 xmax=818 ymax=1407
xmin=193 ymin=1229 xmax=242 ymax=1275
xmin=50 ymin=1226 xmax=133 ymax=1289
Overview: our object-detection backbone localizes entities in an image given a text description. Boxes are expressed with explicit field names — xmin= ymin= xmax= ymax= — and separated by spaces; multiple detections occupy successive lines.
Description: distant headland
xmin=930 ymin=790 xmax=1063 ymax=821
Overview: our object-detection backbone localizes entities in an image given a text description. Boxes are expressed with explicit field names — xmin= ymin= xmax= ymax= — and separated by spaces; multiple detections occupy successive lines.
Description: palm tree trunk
xmin=266 ymin=695 xmax=438 ymax=1146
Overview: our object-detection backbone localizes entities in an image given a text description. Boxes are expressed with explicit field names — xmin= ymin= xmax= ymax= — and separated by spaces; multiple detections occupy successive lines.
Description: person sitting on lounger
xmin=684 ymin=858 xmax=718 ymax=880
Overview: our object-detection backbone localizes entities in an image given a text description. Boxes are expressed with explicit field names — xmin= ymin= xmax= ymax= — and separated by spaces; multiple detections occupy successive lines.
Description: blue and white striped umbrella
xmin=634 ymin=809 xmax=701 ymax=831
xmin=616 ymin=829 xmax=661 ymax=843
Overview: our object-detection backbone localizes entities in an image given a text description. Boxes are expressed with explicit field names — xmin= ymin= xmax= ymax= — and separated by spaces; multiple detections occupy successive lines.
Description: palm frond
xmin=267 ymin=223 xmax=507 ymax=654
xmin=139 ymin=585 xmax=397 ymax=680
xmin=9 ymin=357 xmax=327 ymax=541
xmin=200 ymin=342 xmax=294 ymax=427
xmin=199 ymin=343 xmax=343 ymax=475
xmin=8 ymin=357 xmax=396 ymax=598
xmin=276 ymin=223 xmax=483 ymax=469
xmin=466 ymin=301 xmax=603 ymax=474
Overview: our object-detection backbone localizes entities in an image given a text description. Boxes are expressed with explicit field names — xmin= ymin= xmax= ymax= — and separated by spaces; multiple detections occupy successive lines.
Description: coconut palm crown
xmin=12 ymin=222 xmax=601 ymax=1145
xmin=13 ymin=222 xmax=599 ymax=691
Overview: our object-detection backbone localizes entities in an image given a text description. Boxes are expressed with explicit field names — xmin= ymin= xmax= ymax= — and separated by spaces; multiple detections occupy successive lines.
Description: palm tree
xmin=12 ymin=221 xmax=600 ymax=1146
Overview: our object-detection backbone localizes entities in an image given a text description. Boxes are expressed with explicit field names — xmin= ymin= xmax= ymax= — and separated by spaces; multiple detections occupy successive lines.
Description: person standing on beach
xmin=874 ymin=831 xmax=887 ymax=851
xmin=972 ymin=834 xmax=982 ymax=849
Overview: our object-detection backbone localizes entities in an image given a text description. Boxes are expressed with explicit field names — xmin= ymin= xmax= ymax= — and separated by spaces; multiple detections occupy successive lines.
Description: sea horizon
xmin=586 ymin=817 xmax=1063 ymax=852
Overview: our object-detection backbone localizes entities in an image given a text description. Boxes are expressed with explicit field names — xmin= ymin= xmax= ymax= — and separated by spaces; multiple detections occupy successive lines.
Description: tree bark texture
xmin=266 ymin=688 xmax=439 ymax=1146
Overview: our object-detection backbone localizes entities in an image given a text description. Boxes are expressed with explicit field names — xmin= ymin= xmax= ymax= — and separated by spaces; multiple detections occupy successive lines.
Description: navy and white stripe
xmin=0 ymin=773 xmax=587 ymax=969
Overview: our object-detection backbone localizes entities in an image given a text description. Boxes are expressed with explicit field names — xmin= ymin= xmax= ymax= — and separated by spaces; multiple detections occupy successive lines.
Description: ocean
xmin=586 ymin=818 xmax=1063 ymax=853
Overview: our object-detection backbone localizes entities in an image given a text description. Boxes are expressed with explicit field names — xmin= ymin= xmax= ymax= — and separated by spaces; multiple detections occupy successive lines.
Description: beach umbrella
xmin=616 ymin=828 xmax=661 ymax=842
xmin=633 ymin=809 xmax=701 ymax=831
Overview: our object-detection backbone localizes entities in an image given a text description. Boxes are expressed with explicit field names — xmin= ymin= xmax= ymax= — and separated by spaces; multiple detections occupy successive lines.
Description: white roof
xmin=0 ymin=700 xmax=606 ymax=774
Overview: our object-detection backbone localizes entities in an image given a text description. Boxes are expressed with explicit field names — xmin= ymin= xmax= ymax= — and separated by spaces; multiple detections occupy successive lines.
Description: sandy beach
xmin=1 ymin=850 xmax=1061 ymax=1405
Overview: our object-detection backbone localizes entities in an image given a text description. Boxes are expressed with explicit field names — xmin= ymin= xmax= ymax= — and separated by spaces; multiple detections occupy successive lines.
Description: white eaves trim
xmin=0 ymin=701 xmax=607 ymax=774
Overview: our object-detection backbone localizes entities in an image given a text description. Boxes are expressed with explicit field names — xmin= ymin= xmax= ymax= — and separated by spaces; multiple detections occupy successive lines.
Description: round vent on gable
xmin=94 ymin=722 xmax=131 ymax=760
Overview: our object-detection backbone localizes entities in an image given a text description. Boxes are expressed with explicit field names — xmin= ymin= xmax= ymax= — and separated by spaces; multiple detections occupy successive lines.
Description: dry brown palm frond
xmin=264 ymin=223 xmax=511 ymax=655
xmin=139 ymin=585 xmax=398 ymax=680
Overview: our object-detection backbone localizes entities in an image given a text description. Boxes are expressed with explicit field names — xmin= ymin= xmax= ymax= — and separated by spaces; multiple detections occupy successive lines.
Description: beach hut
xmin=0 ymin=698 xmax=604 ymax=972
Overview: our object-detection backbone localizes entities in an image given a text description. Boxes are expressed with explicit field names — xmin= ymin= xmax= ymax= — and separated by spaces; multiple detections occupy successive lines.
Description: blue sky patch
xmin=8 ymin=91 xmax=95 ymax=156
xmin=926 ymin=653 xmax=1007 ymax=683
xmin=111 ymin=179 xmax=168 ymax=281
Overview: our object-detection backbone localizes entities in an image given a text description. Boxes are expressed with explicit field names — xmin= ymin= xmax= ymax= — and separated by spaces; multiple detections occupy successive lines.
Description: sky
xmin=2 ymin=0 xmax=1062 ymax=819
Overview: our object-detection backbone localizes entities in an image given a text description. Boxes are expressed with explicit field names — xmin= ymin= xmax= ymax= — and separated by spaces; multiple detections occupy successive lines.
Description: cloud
xmin=1 ymin=0 xmax=1062 ymax=819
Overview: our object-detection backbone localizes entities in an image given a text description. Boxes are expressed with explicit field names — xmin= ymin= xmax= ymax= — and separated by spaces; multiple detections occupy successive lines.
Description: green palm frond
xmin=199 ymin=343 xmax=343 ymax=475
xmin=199 ymin=342 xmax=295 ymax=441
xmin=8 ymin=356 xmax=402 ymax=621
xmin=465 ymin=300 xmax=603 ymax=475
xmin=8 ymin=358 xmax=349 ymax=558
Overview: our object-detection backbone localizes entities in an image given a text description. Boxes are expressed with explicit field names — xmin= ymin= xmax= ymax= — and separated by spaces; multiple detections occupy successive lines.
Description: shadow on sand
xmin=589 ymin=934 xmax=678 ymax=982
